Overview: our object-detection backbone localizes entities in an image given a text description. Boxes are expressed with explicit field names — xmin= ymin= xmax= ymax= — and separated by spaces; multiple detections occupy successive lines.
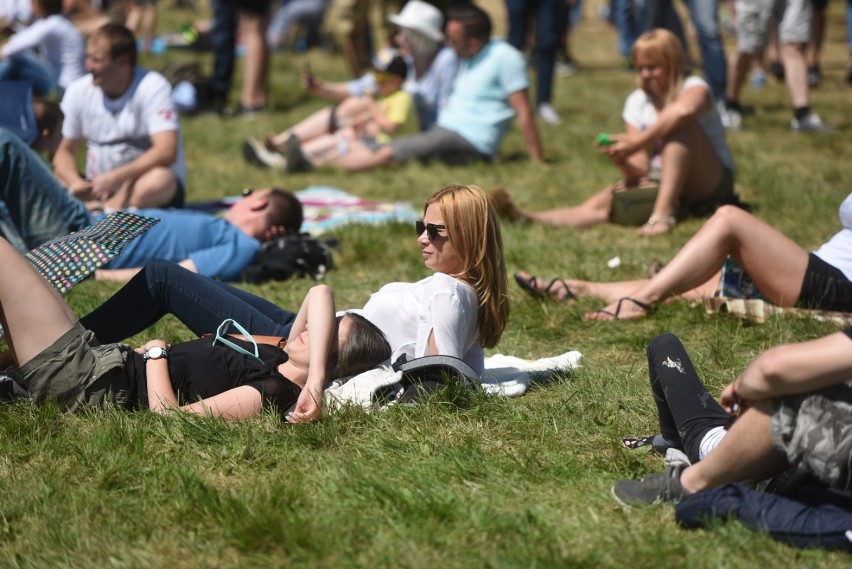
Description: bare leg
xmin=725 ymin=50 xmax=753 ymax=103
xmin=527 ymin=186 xmax=615 ymax=228
xmin=638 ymin=120 xmax=724 ymax=236
xmin=782 ymin=42 xmax=809 ymax=108
xmin=515 ymin=271 xmax=721 ymax=305
xmin=680 ymin=400 xmax=789 ymax=493
xmin=239 ymin=10 xmax=270 ymax=108
xmin=587 ymin=206 xmax=809 ymax=320
xmin=104 ymin=168 xmax=178 ymax=210
xmin=327 ymin=144 xmax=395 ymax=172
xmin=269 ymin=97 xmax=371 ymax=148
xmin=0 ymin=238 xmax=77 ymax=366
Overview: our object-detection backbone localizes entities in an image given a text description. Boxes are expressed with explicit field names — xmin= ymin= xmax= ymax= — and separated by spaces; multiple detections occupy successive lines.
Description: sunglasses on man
xmin=416 ymin=220 xmax=447 ymax=241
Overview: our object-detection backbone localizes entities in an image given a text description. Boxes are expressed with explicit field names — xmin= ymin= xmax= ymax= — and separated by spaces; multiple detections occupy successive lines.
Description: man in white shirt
xmin=53 ymin=23 xmax=187 ymax=210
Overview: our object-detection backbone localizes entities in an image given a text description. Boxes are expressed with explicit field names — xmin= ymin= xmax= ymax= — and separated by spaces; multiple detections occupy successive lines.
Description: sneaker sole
xmin=610 ymin=484 xmax=633 ymax=510
xmin=242 ymin=140 xmax=270 ymax=169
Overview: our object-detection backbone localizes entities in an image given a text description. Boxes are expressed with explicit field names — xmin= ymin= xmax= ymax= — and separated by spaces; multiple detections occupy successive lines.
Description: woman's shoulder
xmin=425 ymin=273 xmax=477 ymax=299
xmin=682 ymin=75 xmax=710 ymax=92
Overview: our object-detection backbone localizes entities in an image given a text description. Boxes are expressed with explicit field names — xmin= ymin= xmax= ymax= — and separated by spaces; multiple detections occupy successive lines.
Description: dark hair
xmin=91 ymin=23 xmax=137 ymax=67
xmin=33 ymin=99 xmax=63 ymax=136
xmin=328 ymin=314 xmax=391 ymax=379
xmin=38 ymin=0 xmax=64 ymax=16
xmin=267 ymin=188 xmax=304 ymax=234
xmin=446 ymin=3 xmax=491 ymax=45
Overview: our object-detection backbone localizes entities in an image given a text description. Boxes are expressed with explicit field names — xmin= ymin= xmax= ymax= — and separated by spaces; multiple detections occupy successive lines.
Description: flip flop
xmin=592 ymin=297 xmax=654 ymax=320
xmin=513 ymin=272 xmax=576 ymax=302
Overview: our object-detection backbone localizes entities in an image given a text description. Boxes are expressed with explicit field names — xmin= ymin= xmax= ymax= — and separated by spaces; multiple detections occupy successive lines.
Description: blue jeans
xmin=0 ymin=129 xmax=92 ymax=253
xmin=644 ymin=0 xmax=726 ymax=101
xmin=80 ymin=260 xmax=297 ymax=343
xmin=505 ymin=0 xmax=567 ymax=106
xmin=0 ymin=51 xmax=56 ymax=96
xmin=612 ymin=0 xmax=642 ymax=57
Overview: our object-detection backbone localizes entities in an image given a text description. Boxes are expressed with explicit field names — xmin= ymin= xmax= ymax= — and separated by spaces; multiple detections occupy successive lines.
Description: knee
xmin=144 ymin=260 xmax=181 ymax=294
xmin=647 ymin=332 xmax=683 ymax=358
xmin=707 ymin=204 xmax=748 ymax=231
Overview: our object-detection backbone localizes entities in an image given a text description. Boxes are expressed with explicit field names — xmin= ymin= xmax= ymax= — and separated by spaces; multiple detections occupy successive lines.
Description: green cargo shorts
xmin=18 ymin=322 xmax=133 ymax=412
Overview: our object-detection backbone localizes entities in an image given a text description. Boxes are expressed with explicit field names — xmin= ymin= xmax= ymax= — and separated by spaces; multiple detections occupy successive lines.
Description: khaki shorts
xmin=18 ymin=322 xmax=133 ymax=412
xmin=735 ymin=0 xmax=811 ymax=53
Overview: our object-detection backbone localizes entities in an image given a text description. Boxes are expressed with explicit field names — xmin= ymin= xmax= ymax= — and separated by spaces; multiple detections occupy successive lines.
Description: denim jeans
xmin=210 ymin=0 xmax=238 ymax=95
xmin=504 ymin=0 xmax=567 ymax=106
xmin=647 ymin=333 xmax=730 ymax=463
xmin=80 ymin=260 xmax=297 ymax=343
xmin=643 ymin=0 xmax=727 ymax=101
xmin=0 ymin=128 xmax=92 ymax=253
xmin=0 ymin=51 xmax=56 ymax=96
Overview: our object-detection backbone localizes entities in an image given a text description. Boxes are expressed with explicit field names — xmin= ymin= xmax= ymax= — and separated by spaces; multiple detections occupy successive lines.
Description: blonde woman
xmin=81 ymin=185 xmax=509 ymax=377
xmin=494 ymin=28 xmax=737 ymax=236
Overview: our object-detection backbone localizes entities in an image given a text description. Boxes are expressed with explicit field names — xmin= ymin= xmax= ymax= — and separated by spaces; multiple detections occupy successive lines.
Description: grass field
xmin=1 ymin=1 xmax=851 ymax=567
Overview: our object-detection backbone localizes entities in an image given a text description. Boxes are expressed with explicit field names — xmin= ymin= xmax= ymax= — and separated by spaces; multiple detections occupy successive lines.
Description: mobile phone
xmin=303 ymin=61 xmax=315 ymax=87
xmin=595 ymin=132 xmax=615 ymax=147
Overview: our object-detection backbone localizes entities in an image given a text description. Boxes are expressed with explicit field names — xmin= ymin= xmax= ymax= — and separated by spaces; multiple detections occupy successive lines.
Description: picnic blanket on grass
xmin=187 ymin=186 xmax=419 ymax=236
xmin=705 ymin=297 xmax=852 ymax=327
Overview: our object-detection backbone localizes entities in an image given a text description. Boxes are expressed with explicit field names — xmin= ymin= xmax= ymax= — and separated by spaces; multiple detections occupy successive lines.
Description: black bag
xmin=241 ymin=234 xmax=337 ymax=284
xmin=391 ymin=354 xmax=480 ymax=404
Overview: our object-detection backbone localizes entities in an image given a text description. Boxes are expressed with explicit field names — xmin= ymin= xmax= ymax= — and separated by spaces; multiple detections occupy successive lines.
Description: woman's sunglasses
xmin=416 ymin=220 xmax=447 ymax=241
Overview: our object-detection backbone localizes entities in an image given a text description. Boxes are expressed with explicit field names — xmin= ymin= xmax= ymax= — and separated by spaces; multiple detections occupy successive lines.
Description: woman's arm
xmin=285 ymin=285 xmax=337 ymax=423
xmin=140 ymin=339 xmax=179 ymax=413
xmin=604 ymin=123 xmax=650 ymax=180
xmin=608 ymin=83 xmax=713 ymax=161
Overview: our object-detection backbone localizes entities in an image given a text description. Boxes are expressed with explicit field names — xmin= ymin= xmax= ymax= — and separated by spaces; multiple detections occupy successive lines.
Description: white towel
xmin=480 ymin=351 xmax=584 ymax=396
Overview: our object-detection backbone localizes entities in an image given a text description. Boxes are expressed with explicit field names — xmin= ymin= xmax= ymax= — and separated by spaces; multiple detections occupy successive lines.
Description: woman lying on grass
xmin=1 ymin=235 xmax=390 ymax=422
xmin=491 ymin=28 xmax=738 ymax=236
xmin=515 ymin=195 xmax=852 ymax=320
xmin=81 ymin=184 xmax=509 ymax=377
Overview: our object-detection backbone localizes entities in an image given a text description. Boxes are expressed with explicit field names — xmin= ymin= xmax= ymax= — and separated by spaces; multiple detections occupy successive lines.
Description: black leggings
xmin=647 ymin=333 xmax=730 ymax=463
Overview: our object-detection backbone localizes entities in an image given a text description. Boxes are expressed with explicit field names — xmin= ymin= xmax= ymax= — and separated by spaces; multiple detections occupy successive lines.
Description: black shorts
xmin=796 ymin=254 xmax=852 ymax=312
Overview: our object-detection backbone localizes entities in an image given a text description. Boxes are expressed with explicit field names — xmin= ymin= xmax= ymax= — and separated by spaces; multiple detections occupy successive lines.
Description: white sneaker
xmin=717 ymin=102 xmax=742 ymax=131
xmin=242 ymin=137 xmax=286 ymax=169
xmin=791 ymin=113 xmax=832 ymax=132
xmin=537 ymin=103 xmax=562 ymax=125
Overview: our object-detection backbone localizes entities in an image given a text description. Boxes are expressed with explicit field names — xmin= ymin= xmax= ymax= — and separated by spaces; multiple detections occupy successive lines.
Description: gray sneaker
xmin=611 ymin=465 xmax=686 ymax=508
xmin=791 ymin=113 xmax=832 ymax=132
xmin=243 ymin=137 xmax=285 ymax=169
xmin=718 ymin=102 xmax=741 ymax=131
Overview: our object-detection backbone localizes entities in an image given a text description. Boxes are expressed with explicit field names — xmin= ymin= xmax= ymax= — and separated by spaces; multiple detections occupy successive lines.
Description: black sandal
xmin=514 ymin=272 xmax=576 ymax=302
xmin=622 ymin=435 xmax=656 ymax=450
xmin=591 ymin=297 xmax=653 ymax=320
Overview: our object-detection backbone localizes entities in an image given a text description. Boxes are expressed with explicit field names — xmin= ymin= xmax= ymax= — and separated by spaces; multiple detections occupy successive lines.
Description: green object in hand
xmin=595 ymin=133 xmax=615 ymax=146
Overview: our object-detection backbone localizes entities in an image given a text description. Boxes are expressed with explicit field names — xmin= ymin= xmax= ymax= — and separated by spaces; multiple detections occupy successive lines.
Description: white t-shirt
xmin=813 ymin=193 xmax=852 ymax=280
xmin=60 ymin=68 xmax=187 ymax=185
xmin=622 ymin=75 xmax=734 ymax=170
xmin=1 ymin=14 xmax=85 ymax=89
xmin=0 ymin=0 xmax=31 ymax=30
xmin=348 ymin=272 xmax=484 ymax=376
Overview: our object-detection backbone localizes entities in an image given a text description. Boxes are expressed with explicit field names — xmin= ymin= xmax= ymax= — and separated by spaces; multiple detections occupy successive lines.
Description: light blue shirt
xmin=437 ymin=40 xmax=528 ymax=157
xmin=101 ymin=209 xmax=260 ymax=281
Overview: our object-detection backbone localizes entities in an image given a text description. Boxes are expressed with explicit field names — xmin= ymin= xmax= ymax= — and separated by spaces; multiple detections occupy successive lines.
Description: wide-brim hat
xmin=389 ymin=0 xmax=444 ymax=42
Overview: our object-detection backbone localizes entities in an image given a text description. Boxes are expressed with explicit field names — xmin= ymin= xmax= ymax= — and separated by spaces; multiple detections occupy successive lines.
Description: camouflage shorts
xmin=772 ymin=381 xmax=852 ymax=490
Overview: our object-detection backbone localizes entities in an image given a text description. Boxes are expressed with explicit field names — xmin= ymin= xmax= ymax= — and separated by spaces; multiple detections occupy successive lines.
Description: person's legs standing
xmin=238 ymin=1 xmax=272 ymax=110
xmin=210 ymin=0 xmax=238 ymax=106
xmin=684 ymin=0 xmax=726 ymax=102
xmin=533 ymin=0 xmax=566 ymax=123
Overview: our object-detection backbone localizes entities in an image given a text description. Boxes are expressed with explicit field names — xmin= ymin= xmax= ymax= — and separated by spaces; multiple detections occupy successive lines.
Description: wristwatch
xmin=143 ymin=346 xmax=169 ymax=361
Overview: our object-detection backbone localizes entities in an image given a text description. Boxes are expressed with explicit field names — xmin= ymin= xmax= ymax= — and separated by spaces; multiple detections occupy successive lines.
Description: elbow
xmin=752 ymin=348 xmax=787 ymax=387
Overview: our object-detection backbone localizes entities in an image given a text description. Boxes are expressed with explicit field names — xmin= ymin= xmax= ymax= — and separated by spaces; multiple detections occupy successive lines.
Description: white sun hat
xmin=389 ymin=0 xmax=445 ymax=42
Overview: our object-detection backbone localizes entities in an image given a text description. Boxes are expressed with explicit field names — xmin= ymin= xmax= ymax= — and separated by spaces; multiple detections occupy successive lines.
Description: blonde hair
xmin=425 ymin=185 xmax=509 ymax=349
xmin=631 ymin=28 xmax=686 ymax=106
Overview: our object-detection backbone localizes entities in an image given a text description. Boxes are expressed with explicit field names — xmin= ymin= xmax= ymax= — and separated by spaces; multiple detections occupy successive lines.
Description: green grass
xmin=2 ymin=2 xmax=852 ymax=566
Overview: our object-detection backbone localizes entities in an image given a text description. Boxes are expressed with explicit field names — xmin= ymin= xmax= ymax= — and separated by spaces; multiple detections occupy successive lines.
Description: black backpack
xmin=242 ymin=234 xmax=338 ymax=284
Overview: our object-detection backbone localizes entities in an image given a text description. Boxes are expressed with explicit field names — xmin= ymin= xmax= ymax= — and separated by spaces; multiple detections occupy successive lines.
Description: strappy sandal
xmin=514 ymin=272 xmax=576 ymax=302
xmin=592 ymin=297 xmax=654 ymax=320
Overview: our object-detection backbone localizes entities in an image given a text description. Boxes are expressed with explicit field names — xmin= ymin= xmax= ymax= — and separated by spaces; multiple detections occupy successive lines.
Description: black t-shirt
xmin=126 ymin=337 xmax=300 ymax=420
